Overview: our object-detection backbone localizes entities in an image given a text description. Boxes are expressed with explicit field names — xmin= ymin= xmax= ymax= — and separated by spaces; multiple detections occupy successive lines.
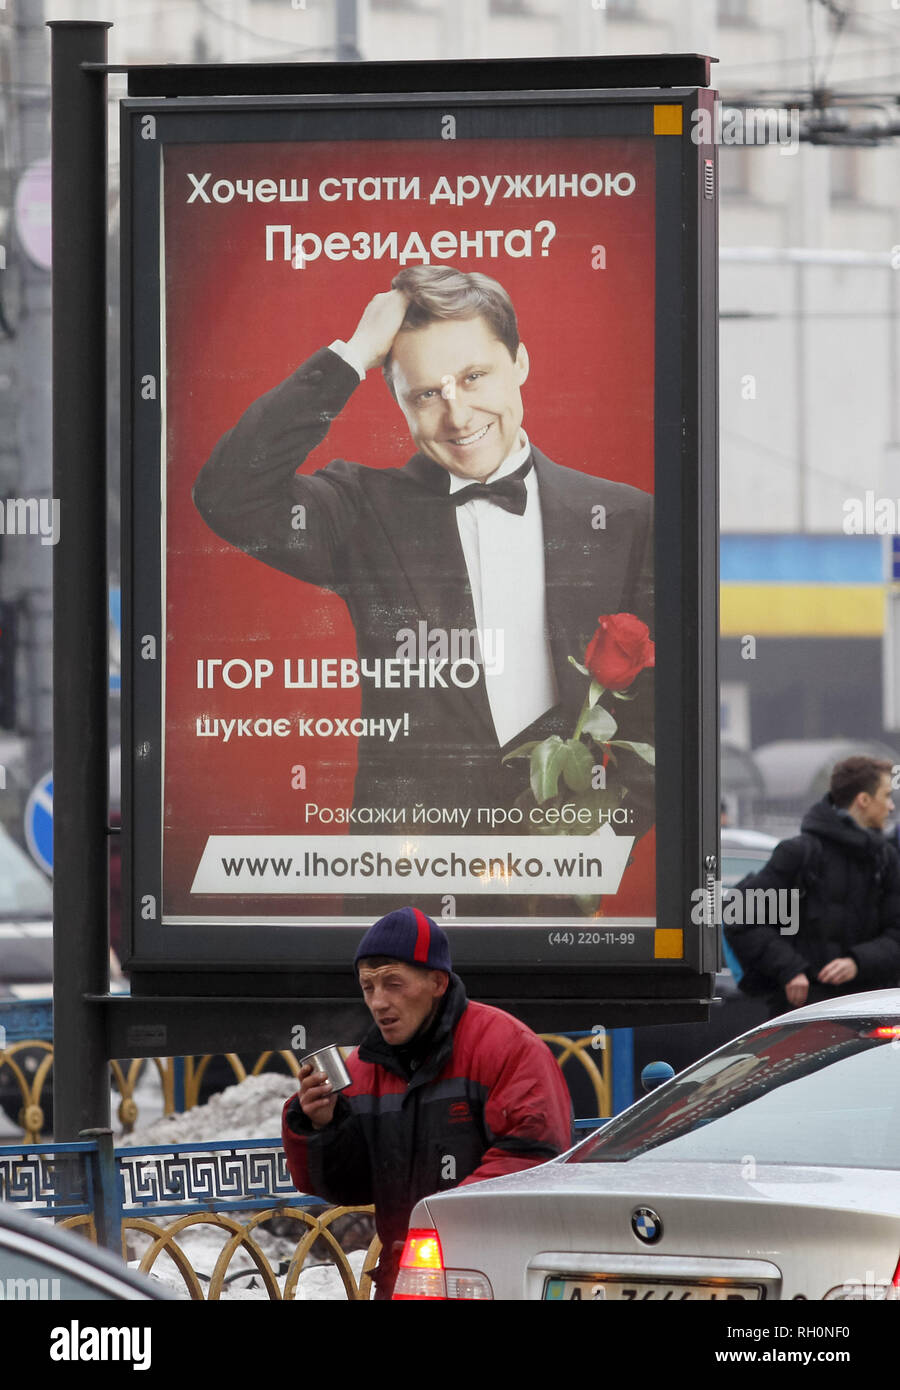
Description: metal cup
xmin=299 ymin=1043 xmax=352 ymax=1093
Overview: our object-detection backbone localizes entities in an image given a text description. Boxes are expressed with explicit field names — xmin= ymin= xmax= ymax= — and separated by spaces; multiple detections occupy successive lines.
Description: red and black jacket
xmin=282 ymin=974 xmax=573 ymax=1295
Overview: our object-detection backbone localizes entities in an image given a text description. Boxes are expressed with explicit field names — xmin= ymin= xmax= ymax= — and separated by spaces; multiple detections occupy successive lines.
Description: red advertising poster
xmin=162 ymin=133 xmax=656 ymax=926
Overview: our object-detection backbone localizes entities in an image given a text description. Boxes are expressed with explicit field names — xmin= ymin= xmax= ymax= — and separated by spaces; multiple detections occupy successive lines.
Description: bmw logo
xmin=632 ymin=1207 xmax=662 ymax=1244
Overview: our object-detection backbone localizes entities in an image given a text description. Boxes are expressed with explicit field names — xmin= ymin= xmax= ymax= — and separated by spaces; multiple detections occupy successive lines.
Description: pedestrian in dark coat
xmin=726 ymin=756 xmax=900 ymax=1017
xmin=282 ymin=906 xmax=573 ymax=1298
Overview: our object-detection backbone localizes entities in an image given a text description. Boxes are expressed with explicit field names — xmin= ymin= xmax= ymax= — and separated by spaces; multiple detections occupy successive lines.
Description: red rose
xmin=584 ymin=613 xmax=655 ymax=690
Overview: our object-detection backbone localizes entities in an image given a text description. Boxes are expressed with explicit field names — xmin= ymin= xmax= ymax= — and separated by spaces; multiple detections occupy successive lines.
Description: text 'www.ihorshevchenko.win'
xmin=190 ymin=828 xmax=634 ymax=895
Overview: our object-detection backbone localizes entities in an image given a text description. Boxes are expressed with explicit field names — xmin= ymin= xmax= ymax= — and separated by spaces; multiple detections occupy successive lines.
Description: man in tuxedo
xmin=193 ymin=266 xmax=653 ymax=859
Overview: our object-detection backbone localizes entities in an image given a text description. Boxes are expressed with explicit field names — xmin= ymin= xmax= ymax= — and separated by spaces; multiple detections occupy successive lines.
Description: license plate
xmin=544 ymin=1278 xmax=762 ymax=1301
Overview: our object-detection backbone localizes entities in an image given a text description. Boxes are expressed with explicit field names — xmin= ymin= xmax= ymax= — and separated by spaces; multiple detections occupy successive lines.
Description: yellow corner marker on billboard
xmin=653 ymin=105 xmax=683 ymax=136
xmin=654 ymin=928 xmax=683 ymax=959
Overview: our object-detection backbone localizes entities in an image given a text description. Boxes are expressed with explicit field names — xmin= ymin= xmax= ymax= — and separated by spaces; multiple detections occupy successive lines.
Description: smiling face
xmin=357 ymin=959 xmax=449 ymax=1045
xmin=389 ymin=315 xmax=530 ymax=481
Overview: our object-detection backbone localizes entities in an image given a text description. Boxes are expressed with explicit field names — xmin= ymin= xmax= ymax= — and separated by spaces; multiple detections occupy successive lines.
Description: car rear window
xmin=721 ymin=853 xmax=768 ymax=882
xmin=569 ymin=1016 xmax=900 ymax=1170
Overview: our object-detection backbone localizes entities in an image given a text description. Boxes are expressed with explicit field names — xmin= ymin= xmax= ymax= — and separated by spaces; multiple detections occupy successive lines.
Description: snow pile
xmin=119 ymin=1071 xmax=296 ymax=1146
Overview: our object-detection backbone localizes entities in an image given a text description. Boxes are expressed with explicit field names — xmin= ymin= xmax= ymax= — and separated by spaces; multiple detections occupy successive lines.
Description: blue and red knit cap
xmin=354 ymin=905 xmax=452 ymax=974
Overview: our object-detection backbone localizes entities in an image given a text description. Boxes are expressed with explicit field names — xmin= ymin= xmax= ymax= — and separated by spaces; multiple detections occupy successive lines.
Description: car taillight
xmin=392 ymin=1228 xmax=493 ymax=1300
xmin=444 ymin=1270 xmax=493 ymax=1299
xmin=393 ymin=1229 xmax=446 ymax=1300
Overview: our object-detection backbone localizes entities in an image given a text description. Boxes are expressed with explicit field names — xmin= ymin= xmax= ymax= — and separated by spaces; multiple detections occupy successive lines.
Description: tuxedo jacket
xmin=193 ymin=347 xmax=654 ymax=821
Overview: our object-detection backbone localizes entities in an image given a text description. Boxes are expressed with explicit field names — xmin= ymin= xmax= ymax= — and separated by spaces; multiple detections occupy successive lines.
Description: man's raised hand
xmin=346 ymin=288 xmax=410 ymax=372
xmin=297 ymin=1062 xmax=338 ymax=1130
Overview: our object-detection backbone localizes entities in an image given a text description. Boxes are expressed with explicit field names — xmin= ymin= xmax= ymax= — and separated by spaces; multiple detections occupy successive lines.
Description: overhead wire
xmin=807 ymin=0 xmax=819 ymax=90
xmin=815 ymin=0 xmax=850 ymax=92
xmin=194 ymin=0 xmax=339 ymax=52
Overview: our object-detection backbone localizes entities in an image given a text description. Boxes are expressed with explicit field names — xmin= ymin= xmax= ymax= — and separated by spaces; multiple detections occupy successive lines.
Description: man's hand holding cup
xmin=298 ymin=1062 xmax=338 ymax=1130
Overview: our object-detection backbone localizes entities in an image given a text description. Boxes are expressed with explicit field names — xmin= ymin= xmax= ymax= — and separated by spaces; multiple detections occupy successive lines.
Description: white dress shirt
xmin=446 ymin=435 xmax=557 ymax=746
xmin=329 ymin=340 xmax=558 ymax=746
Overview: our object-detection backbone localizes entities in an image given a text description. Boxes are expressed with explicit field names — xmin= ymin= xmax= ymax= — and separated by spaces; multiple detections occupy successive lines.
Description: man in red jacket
xmin=282 ymin=905 xmax=573 ymax=1299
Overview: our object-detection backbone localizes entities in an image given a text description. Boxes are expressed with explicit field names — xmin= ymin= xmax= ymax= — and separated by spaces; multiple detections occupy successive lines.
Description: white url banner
xmin=190 ymin=825 xmax=634 ymax=895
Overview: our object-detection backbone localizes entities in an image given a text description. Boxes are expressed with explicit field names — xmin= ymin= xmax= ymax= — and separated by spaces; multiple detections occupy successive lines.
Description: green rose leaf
xmin=529 ymin=736 xmax=568 ymax=804
xmin=561 ymin=738 xmax=594 ymax=793
xmin=588 ymin=679 xmax=605 ymax=709
xmin=502 ymin=740 xmax=542 ymax=763
xmin=580 ymin=705 xmax=618 ymax=744
xmin=612 ymin=689 xmax=637 ymax=701
xmin=609 ymin=740 xmax=655 ymax=766
xmin=568 ymin=656 xmax=590 ymax=676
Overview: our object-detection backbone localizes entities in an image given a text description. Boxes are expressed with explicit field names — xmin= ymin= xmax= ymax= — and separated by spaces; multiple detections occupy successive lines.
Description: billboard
xmin=123 ymin=87 xmax=718 ymax=1012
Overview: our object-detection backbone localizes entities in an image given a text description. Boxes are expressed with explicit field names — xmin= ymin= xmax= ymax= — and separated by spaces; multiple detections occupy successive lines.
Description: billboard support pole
xmin=49 ymin=19 xmax=112 ymax=1139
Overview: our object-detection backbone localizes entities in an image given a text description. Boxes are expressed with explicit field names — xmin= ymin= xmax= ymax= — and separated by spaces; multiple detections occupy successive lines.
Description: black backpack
xmin=733 ymin=832 xmax=823 ymax=905
xmin=794 ymin=833 xmax=823 ymax=916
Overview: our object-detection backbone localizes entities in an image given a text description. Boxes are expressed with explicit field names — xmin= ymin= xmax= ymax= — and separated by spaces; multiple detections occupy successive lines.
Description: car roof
xmin=720 ymin=828 xmax=779 ymax=850
xmin=740 ymin=986 xmax=900 ymax=1028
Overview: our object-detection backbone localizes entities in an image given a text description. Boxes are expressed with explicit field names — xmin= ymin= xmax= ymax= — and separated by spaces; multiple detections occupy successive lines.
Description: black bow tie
xmin=449 ymin=457 xmax=533 ymax=516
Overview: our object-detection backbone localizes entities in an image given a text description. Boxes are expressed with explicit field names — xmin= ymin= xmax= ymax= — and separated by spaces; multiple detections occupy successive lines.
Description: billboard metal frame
xmin=51 ymin=36 xmax=718 ymax=1141
xmin=120 ymin=80 xmax=719 ymax=1025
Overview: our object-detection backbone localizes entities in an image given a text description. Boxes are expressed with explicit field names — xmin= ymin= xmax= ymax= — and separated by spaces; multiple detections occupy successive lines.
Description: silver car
xmin=396 ymin=990 xmax=900 ymax=1300
xmin=0 ymin=1203 xmax=173 ymax=1300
